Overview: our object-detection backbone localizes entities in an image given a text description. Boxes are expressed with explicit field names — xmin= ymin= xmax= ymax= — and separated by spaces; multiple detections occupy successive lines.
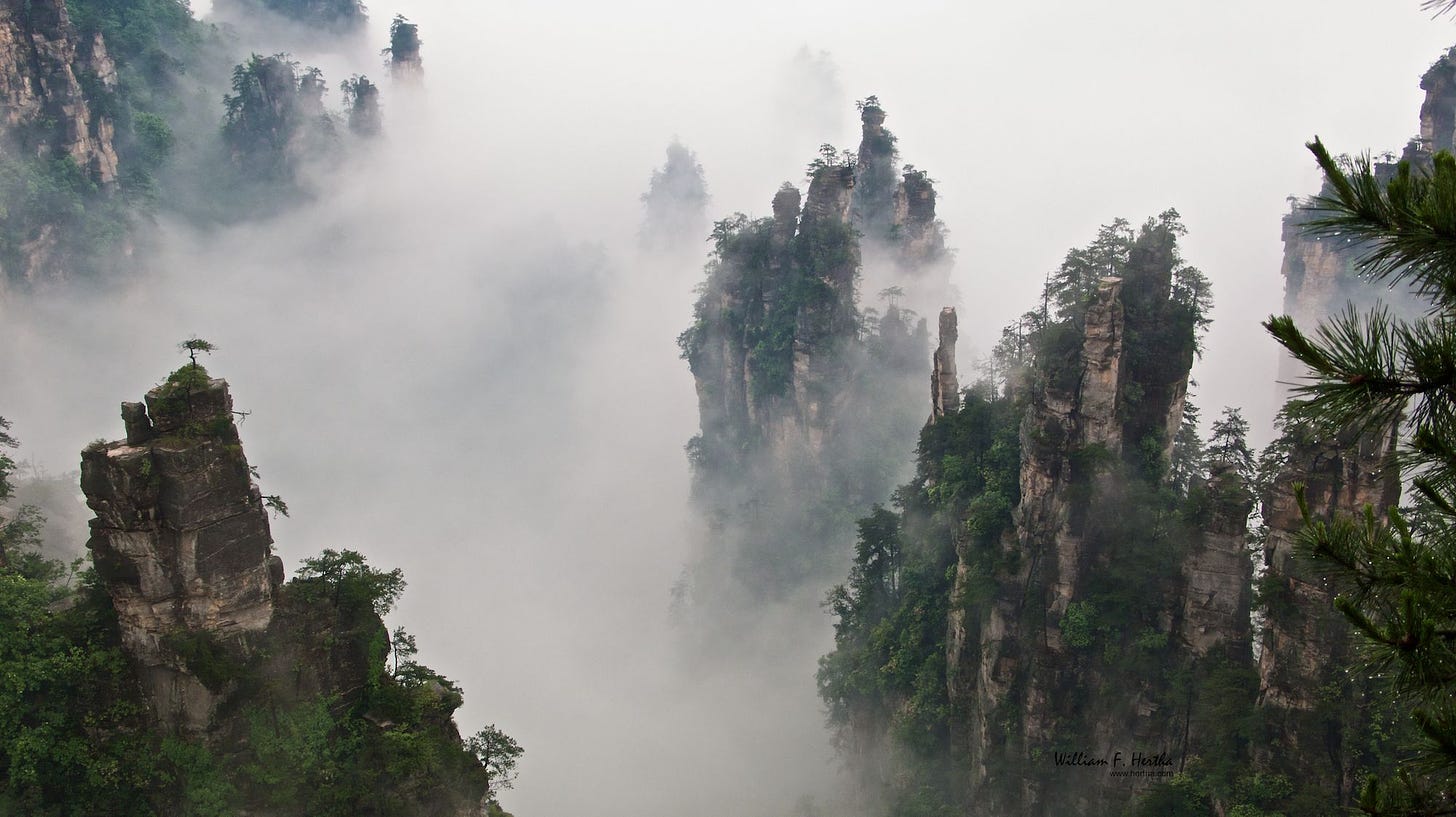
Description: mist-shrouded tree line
xmin=808 ymin=173 xmax=1449 ymax=816
xmin=219 ymin=0 xmax=368 ymax=32
xmin=0 ymin=0 xmax=406 ymax=284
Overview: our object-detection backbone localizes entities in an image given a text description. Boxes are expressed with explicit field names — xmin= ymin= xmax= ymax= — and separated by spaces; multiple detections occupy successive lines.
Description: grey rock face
xmin=81 ymin=376 xmax=278 ymax=734
xmin=931 ymin=307 xmax=959 ymax=418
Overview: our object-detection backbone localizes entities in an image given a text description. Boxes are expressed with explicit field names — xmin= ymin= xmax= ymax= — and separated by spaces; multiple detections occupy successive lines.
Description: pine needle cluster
xmin=1266 ymin=138 xmax=1456 ymax=813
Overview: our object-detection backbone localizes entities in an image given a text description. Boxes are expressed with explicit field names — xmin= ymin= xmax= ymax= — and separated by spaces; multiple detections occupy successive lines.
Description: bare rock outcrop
xmin=1179 ymin=466 xmax=1254 ymax=657
xmin=0 ymin=0 xmax=118 ymax=184
xmin=952 ymin=277 xmax=1137 ymax=815
xmin=894 ymin=168 xmax=948 ymax=270
xmin=850 ymin=101 xmax=949 ymax=277
xmin=81 ymin=374 xmax=279 ymax=734
xmin=0 ymin=0 xmax=120 ymax=279
xmin=931 ymin=307 xmax=959 ymax=418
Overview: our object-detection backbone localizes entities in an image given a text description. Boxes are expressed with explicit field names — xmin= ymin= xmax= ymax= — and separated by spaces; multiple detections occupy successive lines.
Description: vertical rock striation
xmin=954 ymin=276 xmax=1143 ymax=816
xmin=680 ymin=99 xmax=949 ymax=605
xmin=851 ymin=100 xmax=950 ymax=278
xmin=81 ymin=375 xmax=280 ymax=734
xmin=0 ymin=0 xmax=119 ymax=185
xmin=0 ymin=0 xmax=120 ymax=279
xmin=1254 ymin=425 xmax=1400 ymax=805
xmin=1179 ymin=466 xmax=1254 ymax=658
xmin=947 ymin=227 xmax=1215 ymax=813
xmin=1420 ymin=46 xmax=1456 ymax=153
xmin=1255 ymin=52 xmax=1434 ymax=802
xmin=931 ymin=307 xmax=959 ymax=419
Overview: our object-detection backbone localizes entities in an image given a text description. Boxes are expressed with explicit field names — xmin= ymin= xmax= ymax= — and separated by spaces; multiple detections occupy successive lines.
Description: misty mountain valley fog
xmin=5 ymin=1 xmax=1456 ymax=815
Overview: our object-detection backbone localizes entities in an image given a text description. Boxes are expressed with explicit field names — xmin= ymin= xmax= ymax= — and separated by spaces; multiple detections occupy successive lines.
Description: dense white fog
xmin=2 ymin=2 xmax=1455 ymax=814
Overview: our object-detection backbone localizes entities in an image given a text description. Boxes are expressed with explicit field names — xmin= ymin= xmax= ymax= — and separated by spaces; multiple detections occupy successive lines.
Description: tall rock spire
xmin=81 ymin=373 xmax=281 ymax=734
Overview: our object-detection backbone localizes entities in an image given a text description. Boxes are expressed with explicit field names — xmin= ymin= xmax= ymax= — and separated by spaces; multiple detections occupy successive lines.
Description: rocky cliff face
xmin=81 ymin=374 xmax=279 ymax=735
xmin=1420 ymin=46 xmax=1456 ymax=153
xmin=1276 ymin=49 xmax=1447 ymax=389
xmin=952 ymin=276 xmax=1150 ymax=816
xmin=852 ymin=101 xmax=950 ymax=279
xmin=684 ymin=101 xmax=948 ymax=481
xmin=1275 ymin=214 xmax=1360 ymax=388
xmin=0 ymin=0 xmax=119 ymax=185
xmin=387 ymin=17 xmax=423 ymax=80
xmin=0 ymin=0 xmax=121 ymax=281
xmin=1254 ymin=423 xmax=1400 ymax=805
xmin=1254 ymin=56 xmax=1429 ymax=802
xmin=79 ymin=367 xmax=492 ymax=815
xmin=942 ymin=222 xmax=1228 ymax=813
xmin=895 ymin=168 xmax=947 ymax=272
xmin=1179 ymin=466 xmax=1254 ymax=658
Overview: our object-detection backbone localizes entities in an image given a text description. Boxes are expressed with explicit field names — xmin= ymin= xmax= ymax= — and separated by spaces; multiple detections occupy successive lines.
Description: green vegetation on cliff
xmin=817 ymin=214 xmax=1267 ymax=816
xmin=0 ymin=398 xmax=520 ymax=815
xmin=3 ymin=0 xmax=387 ymax=282
xmin=818 ymin=390 xmax=1021 ymax=815
xmin=1265 ymin=140 xmax=1456 ymax=813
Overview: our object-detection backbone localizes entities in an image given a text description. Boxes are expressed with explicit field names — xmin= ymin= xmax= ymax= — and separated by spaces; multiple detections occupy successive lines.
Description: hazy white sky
xmin=4 ymin=2 xmax=1456 ymax=815
xmin=382 ymin=0 xmax=1456 ymax=442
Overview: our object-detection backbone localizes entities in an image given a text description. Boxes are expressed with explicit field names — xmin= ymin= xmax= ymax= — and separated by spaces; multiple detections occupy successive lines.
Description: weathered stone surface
xmin=803 ymin=164 xmax=855 ymax=229
xmin=1275 ymin=217 xmax=1354 ymax=389
xmin=144 ymin=376 xmax=237 ymax=435
xmin=1253 ymin=423 xmax=1399 ymax=804
xmin=954 ymin=280 xmax=1131 ymax=813
xmin=893 ymin=169 xmax=948 ymax=271
xmin=0 ymin=0 xmax=120 ymax=279
xmin=1179 ymin=466 xmax=1254 ymax=657
xmin=0 ymin=0 xmax=118 ymax=183
xmin=81 ymin=376 xmax=278 ymax=735
xmin=1076 ymin=277 xmax=1124 ymax=453
xmin=931 ymin=307 xmax=959 ymax=418
xmin=1421 ymin=47 xmax=1456 ymax=152
xmin=947 ymin=267 xmax=1232 ymax=814
xmin=122 ymin=401 xmax=153 ymax=445
xmin=771 ymin=183 xmax=800 ymax=246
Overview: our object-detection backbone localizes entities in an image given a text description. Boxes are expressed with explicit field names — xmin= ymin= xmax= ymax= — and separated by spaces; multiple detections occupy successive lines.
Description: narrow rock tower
xmin=81 ymin=370 xmax=281 ymax=734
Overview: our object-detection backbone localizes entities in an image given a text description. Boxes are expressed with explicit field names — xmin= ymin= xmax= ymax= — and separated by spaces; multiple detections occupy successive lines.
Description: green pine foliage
xmin=679 ymin=207 xmax=857 ymax=410
xmin=1263 ymin=138 xmax=1456 ymax=812
xmin=222 ymin=54 xmax=339 ymax=180
xmin=820 ymin=213 xmax=1252 ymax=815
